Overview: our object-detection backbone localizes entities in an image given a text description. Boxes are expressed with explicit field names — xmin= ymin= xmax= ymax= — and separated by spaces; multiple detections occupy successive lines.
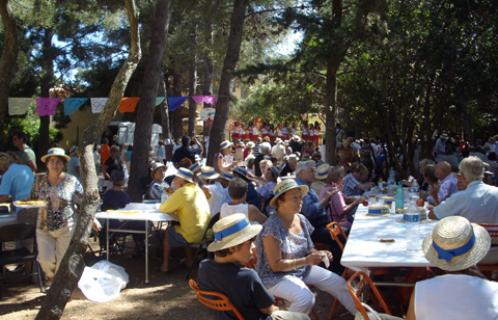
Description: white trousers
xmin=36 ymin=225 xmax=74 ymax=279
xmin=268 ymin=265 xmax=356 ymax=315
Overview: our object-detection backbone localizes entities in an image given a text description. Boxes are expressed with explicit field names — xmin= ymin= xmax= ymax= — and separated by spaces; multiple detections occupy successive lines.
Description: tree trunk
xmin=127 ymin=0 xmax=170 ymax=202
xmin=187 ymin=24 xmax=198 ymax=138
xmin=324 ymin=57 xmax=340 ymax=164
xmin=35 ymin=1 xmax=141 ymax=319
xmin=0 ymin=0 xmax=18 ymax=146
xmin=206 ymin=0 xmax=248 ymax=165
xmin=170 ymin=70 xmax=184 ymax=140
xmin=38 ymin=28 xmax=55 ymax=169
xmin=159 ymin=77 xmax=171 ymax=140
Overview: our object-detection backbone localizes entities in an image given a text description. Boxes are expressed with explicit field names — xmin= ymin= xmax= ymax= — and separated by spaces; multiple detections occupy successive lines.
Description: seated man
xmin=198 ymin=214 xmax=309 ymax=320
xmin=159 ymin=168 xmax=210 ymax=272
xmin=342 ymin=162 xmax=373 ymax=197
xmin=220 ymin=177 xmax=267 ymax=224
xmin=427 ymin=161 xmax=458 ymax=205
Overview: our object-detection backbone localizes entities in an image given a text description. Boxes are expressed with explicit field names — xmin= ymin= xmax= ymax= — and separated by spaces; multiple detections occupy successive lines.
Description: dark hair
xmin=488 ymin=152 xmax=497 ymax=161
xmin=181 ymin=136 xmax=191 ymax=146
xmin=111 ymin=169 xmax=125 ymax=185
xmin=423 ymin=164 xmax=438 ymax=184
xmin=12 ymin=131 xmax=27 ymax=143
xmin=228 ymin=178 xmax=247 ymax=199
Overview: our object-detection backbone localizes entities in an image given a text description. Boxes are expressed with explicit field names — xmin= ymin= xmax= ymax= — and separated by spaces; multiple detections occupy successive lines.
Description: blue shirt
xmin=295 ymin=178 xmax=330 ymax=227
xmin=0 ymin=163 xmax=34 ymax=201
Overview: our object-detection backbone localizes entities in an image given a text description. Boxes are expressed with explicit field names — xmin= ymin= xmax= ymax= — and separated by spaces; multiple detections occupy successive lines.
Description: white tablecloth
xmin=95 ymin=202 xmax=177 ymax=222
xmin=341 ymin=205 xmax=437 ymax=268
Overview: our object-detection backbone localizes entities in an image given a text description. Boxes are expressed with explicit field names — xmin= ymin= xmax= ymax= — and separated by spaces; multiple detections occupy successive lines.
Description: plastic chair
xmin=188 ymin=278 xmax=244 ymax=320
xmin=0 ymin=223 xmax=44 ymax=293
xmin=184 ymin=213 xmax=221 ymax=280
xmin=347 ymin=271 xmax=392 ymax=320
xmin=326 ymin=221 xmax=347 ymax=251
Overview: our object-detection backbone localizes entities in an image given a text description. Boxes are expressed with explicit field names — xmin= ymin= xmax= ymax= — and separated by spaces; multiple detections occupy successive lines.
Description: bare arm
xmin=248 ymin=205 xmax=267 ymax=224
xmin=262 ymin=235 xmax=324 ymax=272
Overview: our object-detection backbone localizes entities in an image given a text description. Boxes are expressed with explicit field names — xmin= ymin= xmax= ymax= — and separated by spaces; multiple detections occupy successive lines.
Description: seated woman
xmin=341 ymin=162 xmax=374 ymax=197
xmin=406 ymin=216 xmax=498 ymax=319
xmin=220 ymin=177 xmax=267 ymax=224
xmin=320 ymin=166 xmax=363 ymax=232
xmin=34 ymin=148 xmax=83 ymax=286
xmin=198 ymin=214 xmax=310 ymax=320
xmin=255 ymin=179 xmax=356 ymax=315
xmin=146 ymin=162 xmax=168 ymax=201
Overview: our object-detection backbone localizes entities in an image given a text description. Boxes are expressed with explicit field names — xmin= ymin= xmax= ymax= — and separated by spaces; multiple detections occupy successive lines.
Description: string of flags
xmin=7 ymin=95 xmax=216 ymax=116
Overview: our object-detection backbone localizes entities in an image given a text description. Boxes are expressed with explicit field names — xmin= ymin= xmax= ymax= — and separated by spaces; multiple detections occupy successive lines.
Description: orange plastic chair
xmin=188 ymin=279 xmax=244 ymax=320
xmin=346 ymin=271 xmax=391 ymax=320
xmin=326 ymin=221 xmax=347 ymax=252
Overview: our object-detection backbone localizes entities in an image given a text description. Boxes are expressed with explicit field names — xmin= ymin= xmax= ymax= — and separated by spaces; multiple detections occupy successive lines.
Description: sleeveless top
xmin=220 ymin=203 xmax=249 ymax=219
xmin=415 ymin=274 xmax=498 ymax=320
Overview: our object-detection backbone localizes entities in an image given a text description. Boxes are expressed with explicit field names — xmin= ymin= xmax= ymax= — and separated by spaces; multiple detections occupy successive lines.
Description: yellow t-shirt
xmin=159 ymin=183 xmax=210 ymax=243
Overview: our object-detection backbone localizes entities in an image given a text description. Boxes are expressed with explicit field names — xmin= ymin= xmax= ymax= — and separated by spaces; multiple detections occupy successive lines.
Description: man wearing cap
xmin=405 ymin=216 xmax=498 ymax=320
xmin=159 ymin=168 xmax=210 ymax=272
xmin=198 ymin=214 xmax=309 ymax=320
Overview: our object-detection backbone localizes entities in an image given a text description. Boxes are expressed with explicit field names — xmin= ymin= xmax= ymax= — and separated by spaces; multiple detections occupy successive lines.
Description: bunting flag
xmin=155 ymin=96 xmax=165 ymax=107
xmin=63 ymin=98 xmax=88 ymax=116
xmin=8 ymin=97 xmax=33 ymax=115
xmin=36 ymin=97 xmax=61 ymax=116
xmin=167 ymin=96 xmax=188 ymax=112
xmin=91 ymin=97 xmax=107 ymax=114
xmin=118 ymin=97 xmax=140 ymax=113
xmin=192 ymin=95 xmax=216 ymax=105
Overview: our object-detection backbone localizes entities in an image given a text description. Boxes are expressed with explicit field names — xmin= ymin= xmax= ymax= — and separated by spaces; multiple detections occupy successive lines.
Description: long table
xmin=341 ymin=205 xmax=437 ymax=270
xmin=95 ymin=202 xmax=177 ymax=283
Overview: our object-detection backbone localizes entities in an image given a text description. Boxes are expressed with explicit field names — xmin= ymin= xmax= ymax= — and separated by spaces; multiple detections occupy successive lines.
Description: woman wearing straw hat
xmin=34 ymin=147 xmax=83 ymax=285
xmin=405 ymin=216 xmax=498 ymax=320
xmin=255 ymin=179 xmax=356 ymax=315
xmin=159 ymin=167 xmax=210 ymax=272
xmin=215 ymin=140 xmax=236 ymax=173
xmin=198 ymin=214 xmax=310 ymax=320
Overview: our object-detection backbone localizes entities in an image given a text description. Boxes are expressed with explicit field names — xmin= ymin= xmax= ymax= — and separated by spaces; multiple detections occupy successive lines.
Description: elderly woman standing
xmin=255 ymin=179 xmax=356 ymax=315
xmin=35 ymin=147 xmax=83 ymax=284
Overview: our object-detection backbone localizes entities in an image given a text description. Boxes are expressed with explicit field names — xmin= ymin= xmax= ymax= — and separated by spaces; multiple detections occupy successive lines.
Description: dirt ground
xmin=0 ymin=242 xmax=354 ymax=320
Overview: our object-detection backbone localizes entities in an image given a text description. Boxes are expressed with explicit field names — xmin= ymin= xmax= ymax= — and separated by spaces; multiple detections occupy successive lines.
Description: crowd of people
xmin=1 ymin=127 xmax=498 ymax=319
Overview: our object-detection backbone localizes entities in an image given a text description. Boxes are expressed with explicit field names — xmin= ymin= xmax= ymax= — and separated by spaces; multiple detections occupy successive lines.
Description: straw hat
xmin=41 ymin=147 xmax=70 ymax=163
xmin=269 ymin=179 xmax=309 ymax=208
xmin=189 ymin=162 xmax=201 ymax=174
xmin=207 ymin=214 xmax=262 ymax=252
xmin=220 ymin=140 xmax=233 ymax=151
xmin=246 ymin=141 xmax=255 ymax=149
xmin=314 ymin=163 xmax=330 ymax=180
xmin=422 ymin=216 xmax=490 ymax=271
xmin=150 ymin=161 xmax=166 ymax=173
xmin=233 ymin=166 xmax=254 ymax=182
xmin=174 ymin=167 xmax=195 ymax=184
xmin=199 ymin=166 xmax=220 ymax=180
xmin=219 ymin=172 xmax=234 ymax=181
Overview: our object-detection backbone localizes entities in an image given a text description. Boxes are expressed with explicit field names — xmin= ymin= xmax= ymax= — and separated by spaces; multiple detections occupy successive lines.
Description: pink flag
xmin=192 ymin=95 xmax=216 ymax=105
xmin=36 ymin=97 xmax=61 ymax=116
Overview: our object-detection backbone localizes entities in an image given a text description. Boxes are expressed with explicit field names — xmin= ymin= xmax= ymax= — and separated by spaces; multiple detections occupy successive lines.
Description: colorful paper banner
xmin=63 ymin=98 xmax=88 ymax=116
xmin=36 ymin=97 xmax=61 ymax=116
xmin=192 ymin=95 xmax=216 ymax=105
xmin=167 ymin=96 xmax=188 ymax=112
xmin=118 ymin=97 xmax=140 ymax=113
xmin=91 ymin=97 xmax=107 ymax=114
xmin=8 ymin=97 xmax=33 ymax=115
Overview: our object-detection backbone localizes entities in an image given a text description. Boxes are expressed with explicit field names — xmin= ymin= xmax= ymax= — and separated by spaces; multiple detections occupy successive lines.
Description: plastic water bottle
xmin=395 ymin=183 xmax=404 ymax=212
xmin=410 ymin=179 xmax=419 ymax=193
xmin=387 ymin=168 xmax=396 ymax=186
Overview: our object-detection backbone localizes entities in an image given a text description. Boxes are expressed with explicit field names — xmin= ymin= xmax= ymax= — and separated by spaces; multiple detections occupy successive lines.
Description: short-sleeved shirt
xmin=18 ymin=145 xmax=36 ymax=168
xmin=67 ymin=156 xmax=81 ymax=179
xmin=198 ymin=260 xmax=274 ymax=320
xmin=342 ymin=173 xmax=363 ymax=196
xmin=35 ymin=174 xmax=83 ymax=231
xmin=427 ymin=174 xmax=458 ymax=205
xmin=434 ymin=181 xmax=498 ymax=224
xmin=295 ymin=178 xmax=330 ymax=228
xmin=0 ymin=163 xmax=34 ymax=201
xmin=147 ymin=181 xmax=166 ymax=200
xmin=256 ymin=214 xmax=315 ymax=288
xmin=102 ymin=189 xmax=131 ymax=211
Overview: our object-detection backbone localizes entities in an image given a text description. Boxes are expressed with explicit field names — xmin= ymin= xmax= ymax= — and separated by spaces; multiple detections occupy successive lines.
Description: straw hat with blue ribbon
xmin=219 ymin=172 xmax=234 ymax=181
xmin=314 ymin=163 xmax=330 ymax=180
xmin=189 ymin=162 xmax=201 ymax=174
xmin=219 ymin=140 xmax=233 ymax=151
xmin=208 ymin=213 xmax=262 ymax=252
xmin=199 ymin=166 xmax=220 ymax=180
xmin=269 ymin=179 xmax=309 ymax=208
xmin=174 ymin=167 xmax=195 ymax=184
xmin=422 ymin=216 xmax=490 ymax=271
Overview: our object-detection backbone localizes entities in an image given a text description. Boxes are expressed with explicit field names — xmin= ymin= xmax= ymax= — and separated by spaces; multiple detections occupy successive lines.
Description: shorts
xmin=167 ymin=226 xmax=189 ymax=248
